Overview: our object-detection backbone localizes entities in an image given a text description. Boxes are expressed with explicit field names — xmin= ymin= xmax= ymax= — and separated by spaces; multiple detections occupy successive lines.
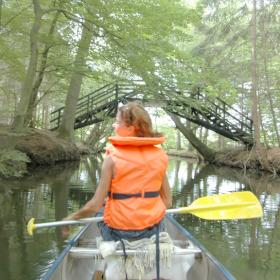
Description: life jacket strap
xmin=108 ymin=191 xmax=160 ymax=200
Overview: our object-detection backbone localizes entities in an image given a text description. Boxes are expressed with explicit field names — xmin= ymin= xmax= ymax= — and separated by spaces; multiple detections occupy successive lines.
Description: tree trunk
xmin=176 ymin=130 xmax=182 ymax=150
xmin=199 ymin=126 xmax=203 ymax=142
xmin=218 ymin=135 xmax=225 ymax=150
xmin=42 ymin=94 xmax=50 ymax=129
xmin=260 ymin=0 xmax=280 ymax=147
xmin=86 ymin=118 xmax=112 ymax=152
xmin=58 ymin=15 xmax=93 ymax=140
xmin=86 ymin=123 xmax=101 ymax=146
xmin=167 ymin=112 xmax=216 ymax=162
xmin=24 ymin=7 xmax=61 ymax=127
xmin=258 ymin=95 xmax=269 ymax=148
xmin=85 ymin=158 xmax=99 ymax=188
xmin=203 ymin=128 xmax=208 ymax=145
xmin=186 ymin=120 xmax=194 ymax=152
xmin=264 ymin=61 xmax=280 ymax=146
xmin=173 ymin=159 xmax=181 ymax=191
xmin=241 ymin=83 xmax=245 ymax=116
xmin=11 ymin=0 xmax=42 ymax=131
xmin=0 ymin=0 xmax=2 ymax=29
xmin=250 ymin=0 xmax=261 ymax=148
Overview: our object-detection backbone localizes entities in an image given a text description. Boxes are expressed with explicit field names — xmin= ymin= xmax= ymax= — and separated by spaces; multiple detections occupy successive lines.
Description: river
xmin=0 ymin=156 xmax=279 ymax=280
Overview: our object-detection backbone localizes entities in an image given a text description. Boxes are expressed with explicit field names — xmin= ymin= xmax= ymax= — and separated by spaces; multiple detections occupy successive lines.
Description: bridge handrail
xmin=164 ymin=89 xmax=252 ymax=133
xmin=164 ymin=86 xmax=252 ymax=125
xmin=77 ymin=82 xmax=115 ymax=102
xmin=197 ymin=94 xmax=253 ymax=132
xmin=74 ymin=84 xmax=143 ymax=118
xmin=50 ymin=83 xmax=115 ymax=116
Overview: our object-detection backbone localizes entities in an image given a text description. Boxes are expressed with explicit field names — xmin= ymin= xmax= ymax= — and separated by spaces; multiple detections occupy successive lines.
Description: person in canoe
xmin=63 ymin=102 xmax=172 ymax=240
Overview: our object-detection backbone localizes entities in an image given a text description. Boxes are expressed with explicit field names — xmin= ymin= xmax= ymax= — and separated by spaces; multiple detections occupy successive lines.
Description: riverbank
xmin=214 ymin=147 xmax=280 ymax=175
xmin=0 ymin=127 xmax=88 ymax=178
xmin=168 ymin=146 xmax=280 ymax=175
xmin=1 ymin=127 xmax=280 ymax=178
xmin=167 ymin=149 xmax=198 ymax=159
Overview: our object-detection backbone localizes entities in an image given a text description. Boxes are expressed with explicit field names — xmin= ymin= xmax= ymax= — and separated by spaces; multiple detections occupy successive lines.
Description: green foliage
xmin=190 ymin=0 xmax=280 ymax=146
xmin=0 ymin=149 xmax=30 ymax=178
xmin=0 ymin=0 xmax=202 ymax=128
xmin=1 ymin=0 xmax=279 ymax=146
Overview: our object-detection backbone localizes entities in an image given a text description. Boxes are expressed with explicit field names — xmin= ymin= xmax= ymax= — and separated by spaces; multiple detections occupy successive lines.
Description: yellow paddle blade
xmin=27 ymin=218 xmax=36 ymax=236
xmin=177 ymin=191 xmax=263 ymax=220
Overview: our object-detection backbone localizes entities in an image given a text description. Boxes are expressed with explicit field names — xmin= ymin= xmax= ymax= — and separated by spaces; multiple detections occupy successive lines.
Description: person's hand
xmin=61 ymin=225 xmax=71 ymax=238
xmin=61 ymin=214 xmax=76 ymax=238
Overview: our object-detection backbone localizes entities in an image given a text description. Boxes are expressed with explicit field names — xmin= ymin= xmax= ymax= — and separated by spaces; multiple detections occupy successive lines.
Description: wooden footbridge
xmin=50 ymin=82 xmax=253 ymax=145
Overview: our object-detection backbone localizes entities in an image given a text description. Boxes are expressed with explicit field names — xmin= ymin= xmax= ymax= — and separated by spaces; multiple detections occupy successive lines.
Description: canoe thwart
xmin=69 ymin=246 xmax=201 ymax=259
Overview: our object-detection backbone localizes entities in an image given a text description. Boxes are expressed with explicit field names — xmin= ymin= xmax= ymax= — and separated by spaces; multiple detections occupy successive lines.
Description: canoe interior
xmin=46 ymin=216 xmax=235 ymax=280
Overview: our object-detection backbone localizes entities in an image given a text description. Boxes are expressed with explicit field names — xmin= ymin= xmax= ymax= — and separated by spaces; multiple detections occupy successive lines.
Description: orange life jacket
xmin=103 ymin=136 xmax=168 ymax=230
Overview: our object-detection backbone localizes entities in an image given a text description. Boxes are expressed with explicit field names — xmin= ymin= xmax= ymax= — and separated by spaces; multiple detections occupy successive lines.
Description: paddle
xmin=27 ymin=191 xmax=262 ymax=236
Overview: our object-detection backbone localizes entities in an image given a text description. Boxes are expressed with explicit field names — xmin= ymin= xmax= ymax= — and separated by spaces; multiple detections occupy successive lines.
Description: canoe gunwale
xmin=41 ymin=225 xmax=88 ymax=280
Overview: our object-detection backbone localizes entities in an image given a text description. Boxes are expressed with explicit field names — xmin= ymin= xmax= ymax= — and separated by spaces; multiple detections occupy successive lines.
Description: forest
xmin=1 ymin=0 xmax=280 ymax=177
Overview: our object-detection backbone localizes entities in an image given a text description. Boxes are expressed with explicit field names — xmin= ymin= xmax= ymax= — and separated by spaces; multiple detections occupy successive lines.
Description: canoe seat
xmin=78 ymin=238 xmax=190 ymax=248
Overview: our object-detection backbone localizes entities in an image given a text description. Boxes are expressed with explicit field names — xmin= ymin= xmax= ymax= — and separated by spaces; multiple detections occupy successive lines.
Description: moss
xmin=0 ymin=149 xmax=31 ymax=178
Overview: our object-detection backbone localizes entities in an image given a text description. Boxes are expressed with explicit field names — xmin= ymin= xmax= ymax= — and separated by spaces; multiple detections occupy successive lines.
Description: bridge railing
xmin=50 ymin=83 xmax=145 ymax=129
xmin=50 ymin=107 xmax=64 ymax=129
xmin=164 ymin=88 xmax=253 ymax=136
xmin=195 ymin=90 xmax=253 ymax=135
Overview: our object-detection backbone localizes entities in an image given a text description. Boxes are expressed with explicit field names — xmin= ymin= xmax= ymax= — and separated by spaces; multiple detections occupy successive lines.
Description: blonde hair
xmin=118 ymin=102 xmax=162 ymax=137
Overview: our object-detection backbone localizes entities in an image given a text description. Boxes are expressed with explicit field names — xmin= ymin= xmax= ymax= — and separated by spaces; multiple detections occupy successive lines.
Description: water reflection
xmin=0 ymin=161 xmax=82 ymax=280
xmin=168 ymin=158 xmax=280 ymax=280
xmin=0 ymin=156 xmax=280 ymax=280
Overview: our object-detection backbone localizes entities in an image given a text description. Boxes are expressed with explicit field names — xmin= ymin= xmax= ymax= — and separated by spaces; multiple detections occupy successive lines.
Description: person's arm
xmin=160 ymin=173 xmax=172 ymax=208
xmin=65 ymin=155 xmax=114 ymax=220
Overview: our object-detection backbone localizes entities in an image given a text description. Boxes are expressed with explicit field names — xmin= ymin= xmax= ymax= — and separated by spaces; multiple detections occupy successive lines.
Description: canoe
xmin=43 ymin=215 xmax=236 ymax=280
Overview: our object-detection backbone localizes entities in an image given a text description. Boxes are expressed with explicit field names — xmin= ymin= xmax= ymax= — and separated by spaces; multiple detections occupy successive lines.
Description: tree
xmin=250 ymin=0 xmax=261 ymax=148
xmin=57 ymin=9 xmax=93 ymax=140
xmin=24 ymin=4 xmax=62 ymax=127
xmin=11 ymin=0 xmax=43 ymax=131
xmin=167 ymin=112 xmax=216 ymax=162
xmin=259 ymin=0 xmax=280 ymax=147
xmin=193 ymin=0 xmax=280 ymax=148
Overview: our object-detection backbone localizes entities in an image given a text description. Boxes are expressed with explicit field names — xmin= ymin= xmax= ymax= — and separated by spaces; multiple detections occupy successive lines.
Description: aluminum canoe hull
xmin=42 ymin=215 xmax=236 ymax=280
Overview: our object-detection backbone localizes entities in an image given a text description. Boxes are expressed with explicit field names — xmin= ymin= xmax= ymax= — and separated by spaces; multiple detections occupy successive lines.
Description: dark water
xmin=0 ymin=156 xmax=280 ymax=280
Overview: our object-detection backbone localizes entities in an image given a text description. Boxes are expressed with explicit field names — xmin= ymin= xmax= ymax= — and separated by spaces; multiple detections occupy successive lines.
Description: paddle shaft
xmin=29 ymin=206 xmax=192 ymax=232
xmin=30 ymin=202 xmax=255 ymax=229
xmin=34 ymin=217 xmax=104 ymax=230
